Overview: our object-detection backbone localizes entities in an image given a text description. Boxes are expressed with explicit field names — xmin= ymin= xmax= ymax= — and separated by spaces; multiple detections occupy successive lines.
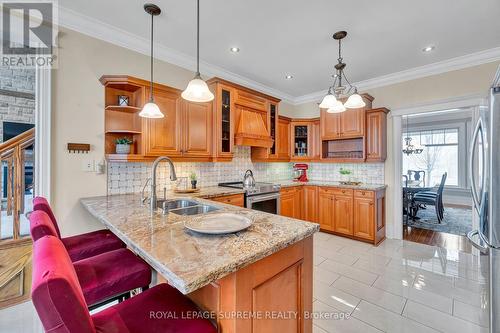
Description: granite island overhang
xmin=81 ymin=193 xmax=319 ymax=332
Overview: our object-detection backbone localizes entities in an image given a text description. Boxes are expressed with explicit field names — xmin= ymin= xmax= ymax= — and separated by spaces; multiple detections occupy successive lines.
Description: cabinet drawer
xmin=211 ymin=194 xmax=245 ymax=207
xmin=354 ymin=190 xmax=374 ymax=198
xmin=280 ymin=186 xmax=299 ymax=194
xmin=332 ymin=188 xmax=353 ymax=196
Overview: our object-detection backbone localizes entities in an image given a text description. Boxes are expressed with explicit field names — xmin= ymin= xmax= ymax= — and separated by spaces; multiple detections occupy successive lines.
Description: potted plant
xmin=115 ymin=138 xmax=133 ymax=154
xmin=339 ymin=167 xmax=352 ymax=182
xmin=189 ymin=172 xmax=198 ymax=189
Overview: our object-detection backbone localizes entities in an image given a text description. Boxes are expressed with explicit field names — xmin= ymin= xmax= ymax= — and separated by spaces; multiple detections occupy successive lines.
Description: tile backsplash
xmin=107 ymin=146 xmax=385 ymax=194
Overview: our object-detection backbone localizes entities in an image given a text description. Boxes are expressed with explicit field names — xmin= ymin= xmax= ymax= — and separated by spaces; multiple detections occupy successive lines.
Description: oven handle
xmin=247 ymin=193 xmax=281 ymax=203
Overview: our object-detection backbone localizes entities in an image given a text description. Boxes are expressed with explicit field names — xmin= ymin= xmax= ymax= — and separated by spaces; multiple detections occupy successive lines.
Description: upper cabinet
xmin=277 ymin=116 xmax=291 ymax=161
xmin=289 ymin=118 xmax=321 ymax=161
xmin=181 ymin=99 xmax=213 ymax=158
xmin=209 ymin=82 xmax=235 ymax=161
xmin=365 ymin=108 xmax=389 ymax=162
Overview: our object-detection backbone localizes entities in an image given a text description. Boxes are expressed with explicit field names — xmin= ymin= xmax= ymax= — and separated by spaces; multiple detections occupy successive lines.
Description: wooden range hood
xmin=234 ymin=107 xmax=274 ymax=148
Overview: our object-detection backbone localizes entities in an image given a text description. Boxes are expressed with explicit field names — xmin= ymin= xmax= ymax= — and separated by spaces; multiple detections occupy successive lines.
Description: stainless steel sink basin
xmin=169 ymin=204 xmax=220 ymax=216
xmin=157 ymin=199 xmax=199 ymax=211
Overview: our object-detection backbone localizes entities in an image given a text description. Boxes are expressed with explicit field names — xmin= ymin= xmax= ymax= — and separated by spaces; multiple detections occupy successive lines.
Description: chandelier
xmin=402 ymin=116 xmax=424 ymax=155
xmin=319 ymin=31 xmax=365 ymax=113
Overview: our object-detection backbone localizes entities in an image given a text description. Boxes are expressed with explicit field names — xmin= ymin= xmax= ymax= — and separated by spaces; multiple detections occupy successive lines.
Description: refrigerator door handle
xmin=466 ymin=230 xmax=490 ymax=253
xmin=469 ymin=118 xmax=485 ymax=214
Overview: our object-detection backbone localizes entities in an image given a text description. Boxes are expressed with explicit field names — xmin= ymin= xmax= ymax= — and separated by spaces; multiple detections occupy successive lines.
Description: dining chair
xmin=402 ymin=175 xmax=410 ymax=224
xmin=407 ymin=170 xmax=426 ymax=187
xmin=33 ymin=196 xmax=125 ymax=261
xmin=29 ymin=210 xmax=151 ymax=310
xmin=413 ymin=172 xmax=447 ymax=223
xmin=32 ymin=235 xmax=216 ymax=333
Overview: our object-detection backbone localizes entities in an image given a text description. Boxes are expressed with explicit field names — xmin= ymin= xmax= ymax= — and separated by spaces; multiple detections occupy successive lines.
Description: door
xmin=318 ymin=190 xmax=334 ymax=231
xmin=340 ymin=108 xmax=365 ymax=138
xmin=143 ymin=88 xmax=182 ymax=156
xmin=333 ymin=195 xmax=353 ymax=235
xmin=182 ymin=100 xmax=212 ymax=157
xmin=277 ymin=118 xmax=291 ymax=160
xmin=353 ymin=197 xmax=375 ymax=240
xmin=320 ymin=109 xmax=340 ymax=139
xmin=303 ymin=186 xmax=318 ymax=222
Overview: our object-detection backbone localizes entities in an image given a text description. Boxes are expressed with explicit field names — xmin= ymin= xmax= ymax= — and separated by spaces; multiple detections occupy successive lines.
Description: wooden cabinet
xmin=366 ymin=108 xmax=389 ymax=162
xmin=321 ymin=108 xmax=364 ymax=140
xmin=210 ymin=82 xmax=234 ymax=161
xmin=277 ymin=116 xmax=291 ymax=161
xmin=290 ymin=121 xmax=312 ymax=160
xmin=181 ymin=100 xmax=212 ymax=157
xmin=321 ymin=111 xmax=341 ymax=140
xmin=313 ymin=186 xmax=385 ymax=244
xmin=143 ymin=86 xmax=182 ymax=157
xmin=280 ymin=187 xmax=302 ymax=219
xmin=318 ymin=188 xmax=334 ymax=231
xmin=311 ymin=119 xmax=321 ymax=161
xmin=210 ymin=193 xmax=245 ymax=207
xmin=333 ymin=193 xmax=353 ymax=236
xmin=303 ymin=186 xmax=318 ymax=222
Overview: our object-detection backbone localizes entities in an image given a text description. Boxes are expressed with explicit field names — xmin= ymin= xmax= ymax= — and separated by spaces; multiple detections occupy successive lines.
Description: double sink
xmin=156 ymin=199 xmax=220 ymax=216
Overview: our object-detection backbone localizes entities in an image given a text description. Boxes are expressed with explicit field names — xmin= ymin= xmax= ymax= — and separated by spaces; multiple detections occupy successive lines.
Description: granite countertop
xmin=80 ymin=194 xmax=319 ymax=294
xmin=276 ymin=179 xmax=387 ymax=191
xmin=170 ymin=186 xmax=245 ymax=199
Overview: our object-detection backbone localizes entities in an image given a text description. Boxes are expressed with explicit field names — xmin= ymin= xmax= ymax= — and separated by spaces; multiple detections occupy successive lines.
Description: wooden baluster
xmin=6 ymin=157 xmax=12 ymax=216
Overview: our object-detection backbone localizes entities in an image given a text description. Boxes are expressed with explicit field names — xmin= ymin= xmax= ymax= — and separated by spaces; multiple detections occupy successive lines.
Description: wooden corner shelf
xmin=105 ymin=105 xmax=142 ymax=113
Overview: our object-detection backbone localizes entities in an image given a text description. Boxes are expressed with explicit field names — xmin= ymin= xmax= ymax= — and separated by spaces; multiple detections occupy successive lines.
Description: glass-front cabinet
xmin=291 ymin=121 xmax=311 ymax=160
xmin=209 ymin=81 xmax=234 ymax=161
xmin=269 ymin=102 xmax=278 ymax=158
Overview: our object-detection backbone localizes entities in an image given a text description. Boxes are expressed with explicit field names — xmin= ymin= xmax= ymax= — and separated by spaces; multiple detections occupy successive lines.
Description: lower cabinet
xmin=210 ymin=194 xmax=245 ymax=207
xmin=280 ymin=187 xmax=302 ymax=220
xmin=282 ymin=185 xmax=386 ymax=245
xmin=333 ymin=193 xmax=354 ymax=236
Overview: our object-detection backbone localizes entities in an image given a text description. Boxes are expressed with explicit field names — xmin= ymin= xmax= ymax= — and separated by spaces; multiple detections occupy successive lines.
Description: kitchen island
xmin=81 ymin=193 xmax=319 ymax=333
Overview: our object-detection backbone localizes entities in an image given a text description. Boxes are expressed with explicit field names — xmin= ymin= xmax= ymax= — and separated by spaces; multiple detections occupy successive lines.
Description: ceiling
xmin=58 ymin=0 xmax=500 ymax=101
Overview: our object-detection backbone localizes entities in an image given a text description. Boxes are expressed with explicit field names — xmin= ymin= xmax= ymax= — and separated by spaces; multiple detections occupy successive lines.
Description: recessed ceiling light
xmin=285 ymin=74 xmax=294 ymax=79
xmin=230 ymin=47 xmax=240 ymax=53
xmin=422 ymin=45 xmax=435 ymax=53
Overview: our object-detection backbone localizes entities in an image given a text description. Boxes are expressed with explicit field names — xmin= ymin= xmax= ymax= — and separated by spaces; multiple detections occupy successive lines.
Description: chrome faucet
xmin=150 ymin=156 xmax=177 ymax=214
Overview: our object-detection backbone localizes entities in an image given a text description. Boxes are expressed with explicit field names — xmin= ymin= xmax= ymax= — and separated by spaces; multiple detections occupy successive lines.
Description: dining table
xmin=403 ymin=183 xmax=434 ymax=222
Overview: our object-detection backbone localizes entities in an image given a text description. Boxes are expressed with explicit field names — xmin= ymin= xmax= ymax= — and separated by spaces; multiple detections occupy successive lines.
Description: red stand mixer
xmin=293 ymin=163 xmax=309 ymax=182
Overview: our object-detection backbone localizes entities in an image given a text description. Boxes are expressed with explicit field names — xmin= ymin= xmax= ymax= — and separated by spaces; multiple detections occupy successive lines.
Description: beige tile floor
xmin=0 ymin=232 xmax=489 ymax=333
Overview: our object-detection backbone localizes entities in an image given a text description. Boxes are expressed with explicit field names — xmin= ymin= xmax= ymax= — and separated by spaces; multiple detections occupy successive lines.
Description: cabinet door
xmin=277 ymin=118 xmax=291 ymax=160
xmin=143 ymin=88 xmax=182 ymax=156
xmin=333 ymin=195 xmax=353 ymax=236
xmin=318 ymin=191 xmax=334 ymax=231
xmin=366 ymin=110 xmax=387 ymax=162
xmin=320 ymin=109 xmax=341 ymax=140
xmin=340 ymin=108 xmax=365 ymax=138
xmin=303 ymin=186 xmax=318 ymax=222
xmin=280 ymin=189 xmax=296 ymax=218
xmin=213 ymin=84 xmax=234 ymax=160
xmin=294 ymin=187 xmax=303 ymax=220
xmin=182 ymin=100 xmax=212 ymax=157
xmin=353 ymin=197 xmax=375 ymax=240
xmin=291 ymin=122 xmax=311 ymax=160
xmin=311 ymin=120 xmax=321 ymax=160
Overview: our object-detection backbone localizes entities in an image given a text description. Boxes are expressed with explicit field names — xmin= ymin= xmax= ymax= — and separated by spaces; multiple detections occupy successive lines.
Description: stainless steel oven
xmin=218 ymin=181 xmax=281 ymax=215
xmin=246 ymin=192 xmax=280 ymax=215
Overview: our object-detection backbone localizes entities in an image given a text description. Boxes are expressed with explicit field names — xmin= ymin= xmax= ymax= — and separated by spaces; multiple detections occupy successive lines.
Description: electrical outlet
xmin=82 ymin=160 xmax=94 ymax=172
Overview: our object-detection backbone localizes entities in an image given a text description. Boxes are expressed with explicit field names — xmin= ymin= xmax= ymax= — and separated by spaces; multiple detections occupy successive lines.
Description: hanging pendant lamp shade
xmin=319 ymin=90 xmax=337 ymax=109
xmin=327 ymin=100 xmax=346 ymax=113
xmin=182 ymin=0 xmax=214 ymax=103
xmin=139 ymin=4 xmax=164 ymax=118
xmin=344 ymin=92 xmax=366 ymax=109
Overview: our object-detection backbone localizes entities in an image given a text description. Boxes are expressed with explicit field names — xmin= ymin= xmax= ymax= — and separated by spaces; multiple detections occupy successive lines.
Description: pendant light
xmin=402 ymin=116 xmax=424 ymax=155
xmin=139 ymin=4 xmax=164 ymax=118
xmin=182 ymin=0 xmax=214 ymax=103
xmin=319 ymin=31 xmax=365 ymax=112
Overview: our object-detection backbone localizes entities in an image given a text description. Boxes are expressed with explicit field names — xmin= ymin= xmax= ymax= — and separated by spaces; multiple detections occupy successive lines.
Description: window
xmin=403 ymin=128 xmax=460 ymax=187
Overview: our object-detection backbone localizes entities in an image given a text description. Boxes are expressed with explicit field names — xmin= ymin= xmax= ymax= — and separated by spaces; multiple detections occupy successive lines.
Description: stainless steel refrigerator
xmin=467 ymin=66 xmax=500 ymax=333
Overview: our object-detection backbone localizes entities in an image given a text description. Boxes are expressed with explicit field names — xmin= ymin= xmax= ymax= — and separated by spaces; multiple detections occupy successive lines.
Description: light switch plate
xmin=82 ymin=160 xmax=94 ymax=172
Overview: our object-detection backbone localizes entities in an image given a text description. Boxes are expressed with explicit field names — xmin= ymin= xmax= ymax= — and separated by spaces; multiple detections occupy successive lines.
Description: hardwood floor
xmin=403 ymin=225 xmax=472 ymax=253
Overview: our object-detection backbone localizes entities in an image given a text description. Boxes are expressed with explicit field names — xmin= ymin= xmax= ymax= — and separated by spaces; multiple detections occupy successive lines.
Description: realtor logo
xmin=1 ymin=1 xmax=57 ymax=67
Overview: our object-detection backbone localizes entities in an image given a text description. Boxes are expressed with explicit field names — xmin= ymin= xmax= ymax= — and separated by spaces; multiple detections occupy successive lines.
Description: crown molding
xmin=294 ymin=47 xmax=500 ymax=105
xmin=57 ymin=6 xmax=296 ymax=104
xmin=57 ymin=5 xmax=500 ymax=107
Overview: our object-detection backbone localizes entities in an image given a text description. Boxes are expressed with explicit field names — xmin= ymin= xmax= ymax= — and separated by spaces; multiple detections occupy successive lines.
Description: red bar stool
xmin=33 ymin=196 xmax=125 ymax=261
xmin=32 ymin=235 xmax=217 ymax=333
xmin=30 ymin=210 xmax=151 ymax=310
